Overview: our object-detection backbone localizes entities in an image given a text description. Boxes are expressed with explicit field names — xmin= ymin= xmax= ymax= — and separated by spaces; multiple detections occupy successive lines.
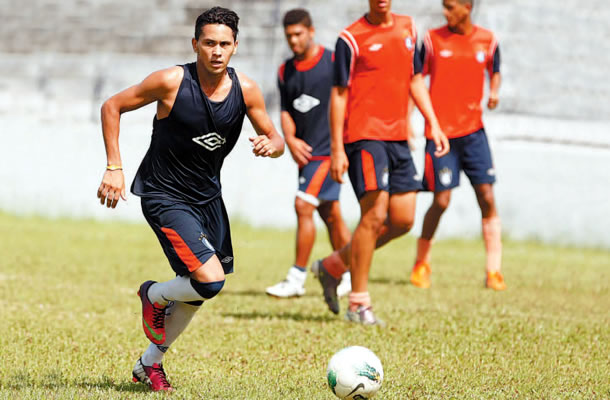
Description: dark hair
xmin=459 ymin=0 xmax=474 ymax=6
xmin=283 ymin=8 xmax=312 ymax=28
xmin=195 ymin=7 xmax=239 ymax=41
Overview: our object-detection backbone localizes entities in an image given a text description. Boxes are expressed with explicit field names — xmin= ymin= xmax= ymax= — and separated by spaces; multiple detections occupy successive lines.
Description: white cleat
xmin=336 ymin=271 xmax=352 ymax=298
xmin=345 ymin=306 xmax=385 ymax=327
xmin=265 ymin=279 xmax=306 ymax=298
xmin=265 ymin=267 xmax=307 ymax=298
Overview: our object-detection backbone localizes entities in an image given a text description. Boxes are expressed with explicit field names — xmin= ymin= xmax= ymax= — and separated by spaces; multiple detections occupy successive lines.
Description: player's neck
xmin=449 ymin=18 xmax=473 ymax=35
xmin=196 ymin=62 xmax=229 ymax=97
xmin=295 ymin=42 xmax=319 ymax=61
xmin=365 ymin=11 xmax=393 ymax=27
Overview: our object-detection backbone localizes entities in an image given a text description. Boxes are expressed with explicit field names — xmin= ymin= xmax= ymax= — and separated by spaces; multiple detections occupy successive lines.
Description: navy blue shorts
xmin=297 ymin=157 xmax=341 ymax=206
xmin=140 ymin=196 xmax=234 ymax=276
xmin=422 ymin=128 xmax=496 ymax=192
xmin=345 ymin=140 xmax=422 ymax=200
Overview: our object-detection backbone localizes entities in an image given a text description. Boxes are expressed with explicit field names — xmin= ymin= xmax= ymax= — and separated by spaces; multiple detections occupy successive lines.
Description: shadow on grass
xmin=221 ymin=288 xmax=318 ymax=298
xmin=221 ymin=310 xmax=336 ymax=322
xmin=2 ymin=372 xmax=150 ymax=394
xmin=220 ymin=288 xmax=269 ymax=297
xmin=74 ymin=376 xmax=151 ymax=393
xmin=369 ymin=277 xmax=409 ymax=285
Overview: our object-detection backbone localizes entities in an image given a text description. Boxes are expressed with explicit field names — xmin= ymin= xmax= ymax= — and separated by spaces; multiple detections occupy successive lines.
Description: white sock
xmin=141 ymin=343 xmax=164 ymax=366
xmin=148 ymin=276 xmax=204 ymax=306
xmin=287 ymin=265 xmax=307 ymax=286
xmin=141 ymin=301 xmax=201 ymax=366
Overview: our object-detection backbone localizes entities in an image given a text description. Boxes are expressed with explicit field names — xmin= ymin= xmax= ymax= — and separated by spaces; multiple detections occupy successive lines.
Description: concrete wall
xmin=1 ymin=0 xmax=609 ymax=247
xmin=2 ymin=0 xmax=609 ymax=119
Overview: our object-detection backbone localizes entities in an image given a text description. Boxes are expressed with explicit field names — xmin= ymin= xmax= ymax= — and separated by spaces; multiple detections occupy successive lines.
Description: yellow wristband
xmin=106 ymin=164 xmax=123 ymax=171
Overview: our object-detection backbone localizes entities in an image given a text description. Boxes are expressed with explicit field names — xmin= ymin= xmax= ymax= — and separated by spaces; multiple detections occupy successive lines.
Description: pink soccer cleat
xmin=132 ymin=358 xmax=174 ymax=392
xmin=137 ymin=280 xmax=166 ymax=345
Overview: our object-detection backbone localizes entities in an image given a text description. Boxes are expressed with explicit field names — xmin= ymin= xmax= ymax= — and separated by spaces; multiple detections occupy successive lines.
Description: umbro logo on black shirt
xmin=192 ymin=132 xmax=226 ymax=151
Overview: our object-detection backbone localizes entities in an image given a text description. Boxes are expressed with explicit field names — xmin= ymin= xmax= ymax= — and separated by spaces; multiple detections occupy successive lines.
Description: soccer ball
xmin=326 ymin=346 xmax=384 ymax=399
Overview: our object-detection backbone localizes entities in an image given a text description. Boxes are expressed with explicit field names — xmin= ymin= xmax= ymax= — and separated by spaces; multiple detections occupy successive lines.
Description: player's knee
xmin=396 ymin=219 xmax=414 ymax=235
xmin=189 ymin=278 xmax=225 ymax=299
xmin=295 ymin=197 xmax=315 ymax=217
xmin=479 ymin=190 xmax=495 ymax=208
xmin=433 ymin=192 xmax=451 ymax=211
xmin=361 ymin=208 xmax=387 ymax=232
xmin=319 ymin=202 xmax=340 ymax=225
xmin=389 ymin=214 xmax=414 ymax=236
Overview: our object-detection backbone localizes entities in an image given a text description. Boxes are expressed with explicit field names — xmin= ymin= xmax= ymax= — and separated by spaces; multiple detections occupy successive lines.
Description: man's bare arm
xmin=281 ymin=111 xmax=312 ymax=167
xmin=329 ymin=86 xmax=349 ymax=183
xmin=410 ymin=74 xmax=449 ymax=158
xmin=97 ymin=66 xmax=183 ymax=208
xmin=238 ymin=72 xmax=284 ymax=158
xmin=488 ymin=72 xmax=501 ymax=110
xmin=406 ymin=95 xmax=417 ymax=150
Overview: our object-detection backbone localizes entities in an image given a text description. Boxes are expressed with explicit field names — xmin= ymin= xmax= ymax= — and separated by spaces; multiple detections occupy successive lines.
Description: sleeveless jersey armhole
xmin=156 ymin=64 xmax=187 ymax=121
xmin=232 ymin=70 xmax=247 ymax=117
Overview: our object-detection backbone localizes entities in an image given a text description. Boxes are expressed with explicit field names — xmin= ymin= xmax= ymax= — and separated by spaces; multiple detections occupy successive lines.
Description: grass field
xmin=0 ymin=212 xmax=608 ymax=399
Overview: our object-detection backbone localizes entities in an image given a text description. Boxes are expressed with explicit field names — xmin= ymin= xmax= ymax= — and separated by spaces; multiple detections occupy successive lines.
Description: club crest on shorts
xmin=292 ymin=94 xmax=320 ymax=113
xmin=199 ymin=234 xmax=215 ymax=252
xmin=439 ymin=167 xmax=452 ymax=187
xmin=476 ymin=51 xmax=486 ymax=63
xmin=192 ymin=132 xmax=226 ymax=151
xmin=382 ymin=168 xmax=389 ymax=187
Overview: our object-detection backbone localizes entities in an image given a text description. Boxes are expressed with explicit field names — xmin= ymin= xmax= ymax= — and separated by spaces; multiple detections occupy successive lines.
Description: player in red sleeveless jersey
xmin=313 ymin=0 xmax=449 ymax=325
xmin=265 ymin=9 xmax=352 ymax=299
xmin=410 ymin=0 xmax=506 ymax=290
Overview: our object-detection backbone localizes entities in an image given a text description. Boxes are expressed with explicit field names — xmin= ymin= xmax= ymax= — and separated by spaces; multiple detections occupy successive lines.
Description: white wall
xmin=1 ymin=104 xmax=608 ymax=247
xmin=0 ymin=0 xmax=609 ymax=248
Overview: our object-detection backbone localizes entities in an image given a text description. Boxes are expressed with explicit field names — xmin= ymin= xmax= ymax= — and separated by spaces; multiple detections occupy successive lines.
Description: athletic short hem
xmin=468 ymin=177 xmax=496 ymax=186
xmin=296 ymin=191 xmax=320 ymax=207
xmin=389 ymin=187 xmax=421 ymax=196
xmin=170 ymin=251 xmax=214 ymax=277
xmin=355 ymin=188 xmax=388 ymax=200
xmin=423 ymin=183 xmax=459 ymax=193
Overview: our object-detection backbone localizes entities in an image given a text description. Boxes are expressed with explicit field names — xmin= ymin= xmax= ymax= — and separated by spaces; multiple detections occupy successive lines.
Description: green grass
xmin=0 ymin=212 xmax=608 ymax=399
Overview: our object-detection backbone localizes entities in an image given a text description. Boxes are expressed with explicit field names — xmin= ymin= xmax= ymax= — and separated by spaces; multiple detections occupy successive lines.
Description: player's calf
xmin=140 ymin=275 xmax=225 ymax=345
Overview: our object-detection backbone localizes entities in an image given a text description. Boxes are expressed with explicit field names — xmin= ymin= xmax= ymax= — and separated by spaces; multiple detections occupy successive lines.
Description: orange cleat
xmin=486 ymin=270 xmax=506 ymax=291
xmin=410 ymin=261 xmax=431 ymax=289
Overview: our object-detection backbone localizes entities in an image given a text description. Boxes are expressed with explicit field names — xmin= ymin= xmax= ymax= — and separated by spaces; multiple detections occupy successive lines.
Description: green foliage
xmin=0 ymin=213 xmax=608 ymax=399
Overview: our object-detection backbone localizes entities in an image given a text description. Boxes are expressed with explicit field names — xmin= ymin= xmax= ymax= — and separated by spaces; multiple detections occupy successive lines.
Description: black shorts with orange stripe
xmin=297 ymin=157 xmax=341 ymax=206
xmin=345 ymin=140 xmax=422 ymax=200
xmin=140 ymin=196 xmax=234 ymax=276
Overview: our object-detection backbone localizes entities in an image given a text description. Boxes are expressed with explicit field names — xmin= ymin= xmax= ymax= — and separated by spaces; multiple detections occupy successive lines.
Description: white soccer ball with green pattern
xmin=326 ymin=346 xmax=383 ymax=399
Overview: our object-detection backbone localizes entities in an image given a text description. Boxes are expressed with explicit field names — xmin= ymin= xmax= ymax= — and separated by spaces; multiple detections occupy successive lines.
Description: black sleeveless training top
xmin=131 ymin=63 xmax=247 ymax=205
xmin=278 ymin=47 xmax=333 ymax=156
